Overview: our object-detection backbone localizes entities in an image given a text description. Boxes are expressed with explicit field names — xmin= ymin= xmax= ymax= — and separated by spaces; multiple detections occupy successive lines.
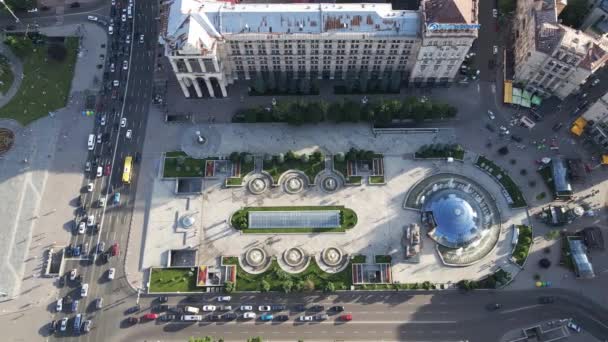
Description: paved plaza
xmin=133 ymin=109 xmax=526 ymax=285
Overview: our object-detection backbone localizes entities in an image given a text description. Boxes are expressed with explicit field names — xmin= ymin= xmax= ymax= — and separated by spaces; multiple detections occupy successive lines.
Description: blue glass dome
xmin=424 ymin=192 xmax=482 ymax=248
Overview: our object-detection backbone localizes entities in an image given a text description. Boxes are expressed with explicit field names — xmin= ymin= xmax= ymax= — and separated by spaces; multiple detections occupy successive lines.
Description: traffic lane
xmin=476 ymin=0 xmax=499 ymax=82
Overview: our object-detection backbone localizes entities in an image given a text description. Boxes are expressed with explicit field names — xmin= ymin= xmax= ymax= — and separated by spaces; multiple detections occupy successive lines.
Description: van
xmin=87 ymin=134 xmax=95 ymax=150
xmin=127 ymin=6 xmax=132 ymax=18
xmin=184 ymin=306 xmax=200 ymax=314
xmin=181 ymin=315 xmax=203 ymax=321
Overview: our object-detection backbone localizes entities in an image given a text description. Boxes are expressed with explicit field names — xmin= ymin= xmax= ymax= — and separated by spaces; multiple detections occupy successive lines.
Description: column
xmin=192 ymin=78 xmax=203 ymax=98
xmin=198 ymin=59 xmax=206 ymax=73
xmin=169 ymin=58 xmax=179 ymax=73
xmin=184 ymin=59 xmax=193 ymax=72
xmin=204 ymin=78 xmax=215 ymax=98
xmin=218 ymin=79 xmax=228 ymax=97
xmin=178 ymin=78 xmax=190 ymax=98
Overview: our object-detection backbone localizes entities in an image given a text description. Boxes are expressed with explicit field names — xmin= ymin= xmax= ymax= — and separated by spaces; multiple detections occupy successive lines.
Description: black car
xmin=49 ymin=320 xmax=57 ymax=332
xmin=486 ymin=303 xmax=502 ymax=311
xmin=65 ymin=245 xmax=73 ymax=257
xmin=160 ymin=314 xmax=175 ymax=321
xmin=485 ymin=123 xmax=496 ymax=132
xmin=310 ymin=305 xmax=324 ymax=312
xmin=222 ymin=313 xmax=237 ymax=320
xmin=158 ymin=296 xmax=168 ymax=303
xmin=539 ymin=296 xmax=555 ymax=304
xmin=275 ymin=314 xmax=289 ymax=321
xmin=153 ymin=304 xmax=169 ymax=312
xmin=510 ymin=135 xmax=523 ymax=143
xmin=271 ymin=304 xmax=286 ymax=311
xmin=208 ymin=314 xmax=222 ymax=321
xmin=293 ymin=304 xmax=306 ymax=312
xmin=330 ymin=306 xmax=344 ymax=312
xmin=552 ymin=122 xmax=564 ymax=132
xmin=134 ymin=152 xmax=141 ymax=163
xmin=126 ymin=305 xmax=140 ymax=314
xmin=101 ymin=252 xmax=109 ymax=263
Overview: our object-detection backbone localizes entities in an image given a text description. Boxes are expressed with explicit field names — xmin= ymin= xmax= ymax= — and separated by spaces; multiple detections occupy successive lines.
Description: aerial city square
xmin=0 ymin=0 xmax=607 ymax=341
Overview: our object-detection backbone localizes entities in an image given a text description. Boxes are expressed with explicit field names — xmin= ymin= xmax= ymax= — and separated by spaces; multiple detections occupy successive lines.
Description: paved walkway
xmin=0 ymin=43 xmax=23 ymax=107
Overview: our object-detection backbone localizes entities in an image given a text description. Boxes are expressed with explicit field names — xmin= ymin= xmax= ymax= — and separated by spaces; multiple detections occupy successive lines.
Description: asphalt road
xmin=79 ymin=289 xmax=608 ymax=341
xmin=46 ymin=0 xmax=157 ymax=340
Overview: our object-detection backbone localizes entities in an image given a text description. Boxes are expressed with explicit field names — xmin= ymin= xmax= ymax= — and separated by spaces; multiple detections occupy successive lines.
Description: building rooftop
xmin=550 ymin=157 xmax=572 ymax=194
xmin=423 ymin=0 xmax=477 ymax=25
xmin=167 ymin=0 xmax=421 ymax=41
xmin=568 ymin=238 xmax=595 ymax=279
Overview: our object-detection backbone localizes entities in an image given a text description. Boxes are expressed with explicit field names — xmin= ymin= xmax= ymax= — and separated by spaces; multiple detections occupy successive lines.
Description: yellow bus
xmin=122 ymin=156 xmax=133 ymax=184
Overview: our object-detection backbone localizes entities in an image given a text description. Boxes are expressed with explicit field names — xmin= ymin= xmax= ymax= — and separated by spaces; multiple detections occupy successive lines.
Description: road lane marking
xmin=501 ymin=304 xmax=542 ymax=314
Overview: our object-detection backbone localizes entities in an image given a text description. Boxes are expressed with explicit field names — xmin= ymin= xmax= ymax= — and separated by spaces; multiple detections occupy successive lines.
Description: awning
xmin=574 ymin=117 xmax=587 ymax=129
xmin=504 ymin=81 xmax=513 ymax=104
xmin=521 ymin=90 xmax=532 ymax=108
xmin=603 ymin=155 xmax=608 ymax=165
xmin=571 ymin=117 xmax=588 ymax=136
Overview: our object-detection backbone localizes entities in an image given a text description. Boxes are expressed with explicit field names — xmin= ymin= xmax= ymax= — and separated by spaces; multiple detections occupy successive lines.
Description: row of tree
xmin=234 ymin=97 xmax=457 ymax=125
xmin=415 ymin=144 xmax=465 ymax=159
xmin=265 ymin=150 xmax=323 ymax=164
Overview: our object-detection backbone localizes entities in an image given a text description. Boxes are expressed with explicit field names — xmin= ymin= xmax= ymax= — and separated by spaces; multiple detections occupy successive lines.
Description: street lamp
xmin=0 ymin=0 xmax=20 ymax=23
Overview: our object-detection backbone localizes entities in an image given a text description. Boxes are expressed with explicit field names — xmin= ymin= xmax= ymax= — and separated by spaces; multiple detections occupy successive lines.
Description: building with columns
xmin=513 ymin=0 xmax=608 ymax=100
xmin=161 ymin=0 xmax=479 ymax=98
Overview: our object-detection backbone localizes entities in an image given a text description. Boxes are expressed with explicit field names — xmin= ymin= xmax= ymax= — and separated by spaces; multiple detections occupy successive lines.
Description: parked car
xmin=69 ymin=268 xmax=77 ymax=281
xmin=81 ymin=283 xmax=89 ymax=297
xmin=310 ymin=305 xmax=324 ymax=312
xmin=567 ymin=320 xmax=581 ymax=333
xmin=126 ymin=305 xmax=140 ymax=314
xmin=60 ymin=317 xmax=68 ymax=331
xmin=127 ymin=317 xmax=138 ymax=325
xmin=78 ymin=222 xmax=86 ymax=234
xmin=142 ymin=313 xmax=159 ymax=320
xmin=153 ymin=304 xmax=169 ymax=312
xmin=271 ymin=304 xmax=286 ymax=311
xmin=293 ymin=304 xmax=306 ymax=312
xmin=487 ymin=110 xmax=495 ymax=120
xmin=275 ymin=314 xmax=289 ymax=321
xmin=120 ymin=118 xmax=127 ymax=127
xmin=217 ymin=296 xmax=231 ymax=302
xmin=82 ymin=320 xmax=92 ymax=332
xmin=73 ymin=245 xmax=81 ymax=257
xmin=260 ymin=313 xmax=273 ymax=321
xmin=202 ymin=305 xmax=216 ymax=312
xmin=511 ymin=135 xmax=523 ymax=143
xmin=126 ymin=129 xmax=132 ymax=139
xmin=299 ymin=315 xmax=313 ymax=321
xmin=222 ymin=313 xmax=237 ymax=320
xmin=240 ymin=305 xmax=253 ymax=311
xmin=96 ymin=297 xmax=103 ymax=309
xmin=258 ymin=305 xmax=271 ymax=312
xmin=160 ymin=314 xmax=176 ymax=321
xmin=71 ymin=299 xmax=79 ymax=312
xmin=208 ymin=314 xmax=222 ymax=321
xmin=158 ymin=296 xmax=168 ymax=303
xmin=108 ymin=268 xmax=115 ymax=280
xmin=592 ymin=79 xmax=600 ymax=86
xmin=243 ymin=312 xmax=256 ymax=319
xmin=330 ymin=306 xmax=345 ymax=312
xmin=315 ymin=313 xmax=329 ymax=321
xmin=219 ymin=305 xmax=232 ymax=311
xmin=87 ymin=183 xmax=94 ymax=192
xmin=111 ymin=243 xmax=119 ymax=256
xmin=56 ymin=298 xmax=63 ymax=312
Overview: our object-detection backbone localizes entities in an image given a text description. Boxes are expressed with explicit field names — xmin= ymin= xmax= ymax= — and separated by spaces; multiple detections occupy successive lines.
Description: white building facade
xmin=162 ymin=0 xmax=478 ymax=97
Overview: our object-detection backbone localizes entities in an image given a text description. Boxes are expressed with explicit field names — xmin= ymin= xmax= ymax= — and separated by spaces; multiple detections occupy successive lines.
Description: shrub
xmin=324 ymin=282 xmax=335 ymax=292
xmin=539 ymin=258 xmax=552 ymax=268
xmin=225 ymin=281 xmax=234 ymax=293
xmin=282 ymin=280 xmax=293 ymax=293
xmin=498 ymin=146 xmax=509 ymax=155
xmin=261 ymin=280 xmax=271 ymax=292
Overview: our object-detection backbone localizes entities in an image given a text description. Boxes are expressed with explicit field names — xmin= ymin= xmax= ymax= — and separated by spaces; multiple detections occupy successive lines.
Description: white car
xmin=98 ymin=197 xmax=106 ymax=208
xmin=299 ymin=315 xmax=313 ymax=321
xmin=108 ymin=268 xmax=115 ymax=280
xmin=60 ymin=317 xmax=68 ymax=331
xmin=217 ymin=296 xmax=231 ymax=302
xmin=78 ymin=221 xmax=86 ymax=234
xmin=123 ymin=60 xmax=128 ymax=70
xmin=110 ymin=63 xmax=115 ymax=73
xmin=202 ymin=305 xmax=216 ymax=312
xmin=87 ymin=215 xmax=95 ymax=227
xmin=126 ymin=35 xmax=131 ymax=44
xmin=492 ymin=8 xmax=498 ymax=18
xmin=108 ymin=25 xmax=114 ymax=35
xmin=85 ymin=161 xmax=91 ymax=172
xmin=96 ymin=133 xmax=102 ymax=144
xmin=82 ymin=320 xmax=92 ymax=332
xmin=101 ymin=115 xmax=106 ymax=126
xmin=96 ymin=166 xmax=103 ymax=177
xmin=139 ymin=34 xmax=144 ymax=43
xmin=111 ymin=0 xmax=115 ymax=5
xmin=56 ymin=298 xmax=63 ymax=312
xmin=113 ymin=80 xmax=119 ymax=87
xmin=81 ymin=283 xmax=89 ymax=297
xmin=567 ymin=320 xmax=581 ymax=333
xmin=87 ymin=15 xmax=98 ymax=22
xmin=87 ymin=182 xmax=94 ymax=192
xmin=69 ymin=268 xmax=77 ymax=281
xmin=121 ymin=14 xmax=127 ymax=22
xmin=27 ymin=8 xmax=38 ymax=13
xmin=258 ymin=305 xmax=271 ymax=312
xmin=240 ymin=305 xmax=253 ymax=311
xmin=592 ymin=79 xmax=600 ymax=86
xmin=493 ymin=45 xmax=498 ymax=54
xmin=487 ymin=110 xmax=495 ymax=120
xmin=243 ymin=312 xmax=256 ymax=319
xmin=126 ymin=129 xmax=132 ymax=139
xmin=120 ymin=118 xmax=127 ymax=127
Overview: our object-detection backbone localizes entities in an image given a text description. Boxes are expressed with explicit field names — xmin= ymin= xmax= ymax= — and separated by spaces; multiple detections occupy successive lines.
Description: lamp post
xmin=0 ymin=0 xmax=20 ymax=23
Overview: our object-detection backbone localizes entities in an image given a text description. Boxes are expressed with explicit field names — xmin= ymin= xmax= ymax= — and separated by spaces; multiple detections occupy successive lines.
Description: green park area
xmin=0 ymin=55 xmax=14 ymax=95
xmin=0 ymin=35 xmax=78 ymax=125
xmin=263 ymin=150 xmax=324 ymax=183
xmin=234 ymin=258 xmax=352 ymax=292
xmin=476 ymin=156 xmax=527 ymax=208
xmin=231 ymin=206 xmax=358 ymax=233
xmin=512 ymin=225 xmax=533 ymax=266
xmin=149 ymin=267 xmax=202 ymax=293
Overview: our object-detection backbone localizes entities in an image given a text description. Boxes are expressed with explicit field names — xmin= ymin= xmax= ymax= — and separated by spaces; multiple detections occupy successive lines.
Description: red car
xmin=142 ymin=313 xmax=159 ymax=320
xmin=105 ymin=163 xmax=111 ymax=176
xmin=340 ymin=314 xmax=352 ymax=321
xmin=111 ymin=243 xmax=119 ymax=256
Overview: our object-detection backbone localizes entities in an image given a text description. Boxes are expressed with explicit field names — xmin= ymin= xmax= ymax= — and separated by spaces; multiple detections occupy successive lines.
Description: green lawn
xmin=163 ymin=156 xmax=206 ymax=178
xmin=369 ymin=175 xmax=385 ymax=184
xmin=476 ymin=156 xmax=527 ymax=208
xmin=0 ymin=55 xmax=14 ymax=95
xmin=415 ymin=144 xmax=465 ymax=160
xmin=231 ymin=206 xmax=358 ymax=233
xmin=0 ymin=37 xmax=78 ymax=125
xmin=346 ymin=176 xmax=362 ymax=185
xmin=226 ymin=177 xmax=243 ymax=186
xmin=166 ymin=151 xmax=188 ymax=157
xmin=149 ymin=267 xmax=203 ymax=293
xmin=241 ymin=159 xmax=254 ymax=176
xmin=333 ymin=156 xmax=347 ymax=177
xmin=236 ymin=259 xmax=352 ymax=292
xmin=263 ymin=156 xmax=324 ymax=183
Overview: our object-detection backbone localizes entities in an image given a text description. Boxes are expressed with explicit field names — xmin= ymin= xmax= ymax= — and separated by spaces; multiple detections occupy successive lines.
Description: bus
xmin=122 ymin=156 xmax=133 ymax=184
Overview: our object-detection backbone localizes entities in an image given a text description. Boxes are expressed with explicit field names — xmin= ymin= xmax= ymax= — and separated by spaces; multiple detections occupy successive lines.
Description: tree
xmin=390 ymin=72 xmax=402 ymax=93
xmin=301 ymin=154 xmax=310 ymax=163
xmin=253 ymin=74 xmax=266 ymax=94
xmin=189 ymin=337 xmax=214 ymax=342
xmin=4 ymin=35 xmax=33 ymax=58
xmin=335 ymin=152 xmax=345 ymax=162
xmin=302 ymin=279 xmax=315 ymax=291
xmin=286 ymin=101 xmax=305 ymax=125
xmin=324 ymin=282 xmax=335 ymax=292
xmin=379 ymin=77 xmax=390 ymax=93
xmin=47 ymin=43 xmax=67 ymax=61
xmin=342 ymin=100 xmax=361 ymax=122
xmin=288 ymin=77 xmax=298 ymax=94
xmin=539 ymin=258 xmax=552 ymax=269
xmin=282 ymin=280 xmax=293 ymax=293
xmin=277 ymin=153 xmax=285 ymax=164
xmin=298 ymin=77 xmax=311 ymax=94
xmin=4 ymin=0 xmax=35 ymax=11
xmin=345 ymin=147 xmax=357 ymax=161
xmin=326 ymin=102 xmax=342 ymax=122
xmin=498 ymin=146 xmax=509 ymax=155
xmin=358 ymin=71 xmax=369 ymax=93
xmin=229 ymin=152 xmax=240 ymax=163
xmin=224 ymin=281 xmax=234 ymax=293
xmin=312 ymin=151 xmax=323 ymax=162
xmin=247 ymin=338 xmax=263 ymax=342
xmin=264 ymin=153 xmax=272 ymax=162
xmin=497 ymin=0 xmax=516 ymax=15
xmin=261 ymin=280 xmax=271 ymax=292
xmin=285 ymin=150 xmax=297 ymax=162
xmin=305 ymin=101 xmax=327 ymax=123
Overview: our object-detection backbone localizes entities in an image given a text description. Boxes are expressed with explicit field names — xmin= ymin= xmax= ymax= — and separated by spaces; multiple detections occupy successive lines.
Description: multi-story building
xmin=161 ymin=0 xmax=478 ymax=97
xmin=513 ymin=0 xmax=608 ymax=100
xmin=579 ymin=93 xmax=608 ymax=149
